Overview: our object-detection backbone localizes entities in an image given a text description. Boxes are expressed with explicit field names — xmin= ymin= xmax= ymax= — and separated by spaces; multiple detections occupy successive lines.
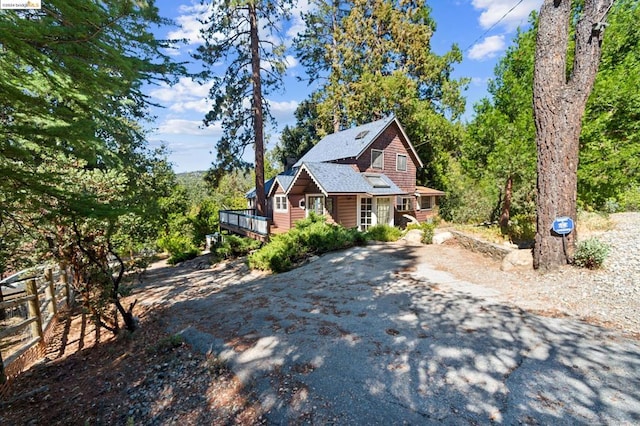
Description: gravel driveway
xmin=140 ymin=237 xmax=640 ymax=424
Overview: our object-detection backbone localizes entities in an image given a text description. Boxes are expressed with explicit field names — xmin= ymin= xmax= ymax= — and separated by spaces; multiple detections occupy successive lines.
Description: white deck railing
xmin=219 ymin=209 xmax=269 ymax=236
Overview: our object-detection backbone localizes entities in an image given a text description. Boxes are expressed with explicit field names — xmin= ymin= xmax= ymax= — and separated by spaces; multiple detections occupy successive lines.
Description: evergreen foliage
xmin=365 ymin=224 xmax=402 ymax=242
xmin=195 ymin=0 xmax=294 ymax=219
xmin=579 ymin=0 xmax=640 ymax=210
xmin=0 ymin=1 xmax=184 ymax=332
xmin=248 ymin=213 xmax=366 ymax=273
xmin=292 ymin=0 xmax=467 ymax=198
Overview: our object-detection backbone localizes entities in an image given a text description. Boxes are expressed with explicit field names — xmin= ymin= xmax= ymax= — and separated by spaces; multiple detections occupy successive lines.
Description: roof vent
xmin=355 ymin=130 xmax=369 ymax=140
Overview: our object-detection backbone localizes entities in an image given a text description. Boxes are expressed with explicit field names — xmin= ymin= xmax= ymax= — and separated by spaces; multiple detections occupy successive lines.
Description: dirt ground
xmin=0 ymin=235 xmax=635 ymax=425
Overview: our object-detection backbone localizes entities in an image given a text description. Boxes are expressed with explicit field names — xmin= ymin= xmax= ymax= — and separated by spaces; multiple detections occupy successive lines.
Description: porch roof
xmin=289 ymin=162 xmax=405 ymax=196
xmin=415 ymin=185 xmax=446 ymax=196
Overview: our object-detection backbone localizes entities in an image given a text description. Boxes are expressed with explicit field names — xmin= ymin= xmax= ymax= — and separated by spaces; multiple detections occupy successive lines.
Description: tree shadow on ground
xmin=0 ymin=305 xmax=264 ymax=425
xmin=152 ymin=243 xmax=640 ymax=424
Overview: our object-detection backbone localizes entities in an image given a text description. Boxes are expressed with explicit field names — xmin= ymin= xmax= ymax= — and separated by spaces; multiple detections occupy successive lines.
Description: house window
xmin=420 ymin=196 xmax=432 ymax=210
xmin=360 ymin=197 xmax=373 ymax=230
xmin=371 ymin=149 xmax=384 ymax=169
xmin=396 ymin=154 xmax=407 ymax=171
xmin=325 ymin=197 xmax=334 ymax=215
xmin=307 ymin=195 xmax=325 ymax=216
xmin=274 ymin=195 xmax=287 ymax=212
xmin=398 ymin=196 xmax=413 ymax=211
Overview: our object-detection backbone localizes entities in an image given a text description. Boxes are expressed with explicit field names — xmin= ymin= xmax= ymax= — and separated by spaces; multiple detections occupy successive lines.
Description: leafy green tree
xmin=295 ymin=1 xmax=351 ymax=132
xmin=0 ymin=1 xmax=184 ymax=331
xmin=464 ymin=22 xmax=537 ymax=230
xmin=579 ymin=0 xmax=640 ymax=210
xmin=294 ymin=0 xmax=467 ymax=193
xmin=273 ymin=98 xmax=330 ymax=167
xmin=196 ymin=0 xmax=294 ymax=216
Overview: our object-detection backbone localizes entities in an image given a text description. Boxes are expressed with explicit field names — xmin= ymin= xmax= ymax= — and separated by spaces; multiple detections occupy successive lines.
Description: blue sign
xmin=552 ymin=216 xmax=574 ymax=235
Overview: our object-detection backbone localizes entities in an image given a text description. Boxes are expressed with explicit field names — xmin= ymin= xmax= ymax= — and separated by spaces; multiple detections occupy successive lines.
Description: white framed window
xmin=420 ymin=196 xmax=432 ymax=210
xmin=371 ymin=149 xmax=384 ymax=169
xmin=274 ymin=195 xmax=288 ymax=212
xmin=306 ymin=194 xmax=325 ymax=216
xmin=359 ymin=197 xmax=373 ymax=230
xmin=396 ymin=154 xmax=407 ymax=171
xmin=398 ymin=196 xmax=413 ymax=212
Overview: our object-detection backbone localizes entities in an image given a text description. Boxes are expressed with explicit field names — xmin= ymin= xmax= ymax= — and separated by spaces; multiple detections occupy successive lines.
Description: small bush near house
xmin=214 ymin=234 xmax=262 ymax=260
xmin=157 ymin=233 xmax=199 ymax=265
xmin=248 ymin=213 xmax=366 ymax=273
xmin=573 ymin=238 xmax=610 ymax=269
xmin=366 ymin=224 xmax=402 ymax=242
xmin=407 ymin=218 xmax=439 ymax=244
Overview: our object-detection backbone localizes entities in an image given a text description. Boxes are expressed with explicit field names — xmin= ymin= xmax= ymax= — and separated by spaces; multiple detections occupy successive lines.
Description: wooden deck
xmin=219 ymin=209 xmax=271 ymax=241
xmin=219 ymin=222 xmax=270 ymax=242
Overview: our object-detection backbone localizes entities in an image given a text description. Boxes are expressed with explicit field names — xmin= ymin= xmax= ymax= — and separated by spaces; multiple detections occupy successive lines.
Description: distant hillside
xmin=176 ymin=171 xmax=209 ymax=205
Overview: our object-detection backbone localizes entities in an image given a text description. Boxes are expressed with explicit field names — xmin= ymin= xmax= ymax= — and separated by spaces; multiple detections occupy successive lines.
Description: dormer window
xmin=371 ymin=149 xmax=384 ymax=169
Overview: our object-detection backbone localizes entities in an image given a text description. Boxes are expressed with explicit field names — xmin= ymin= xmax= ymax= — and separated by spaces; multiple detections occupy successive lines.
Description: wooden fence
xmin=0 ymin=265 xmax=73 ymax=394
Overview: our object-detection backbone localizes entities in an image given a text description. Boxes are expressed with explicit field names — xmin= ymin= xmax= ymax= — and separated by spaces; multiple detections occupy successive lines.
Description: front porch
xmin=219 ymin=209 xmax=271 ymax=242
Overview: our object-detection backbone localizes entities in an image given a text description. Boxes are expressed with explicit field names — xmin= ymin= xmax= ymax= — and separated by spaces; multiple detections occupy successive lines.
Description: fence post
xmin=0 ymin=283 xmax=5 ymax=321
xmin=26 ymin=279 xmax=43 ymax=341
xmin=45 ymin=268 xmax=57 ymax=316
xmin=59 ymin=263 xmax=71 ymax=307
xmin=0 ymin=349 xmax=5 ymax=385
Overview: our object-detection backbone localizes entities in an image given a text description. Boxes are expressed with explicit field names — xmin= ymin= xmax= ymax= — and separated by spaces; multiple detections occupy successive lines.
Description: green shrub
xmin=248 ymin=213 xmax=366 ymax=272
xmin=366 ymin=224 xmax=402 ymax=242
xmin=573 ymin=238 xmax=610 ymax=269
xmin=619 ymin=185 xmax=640 ymax=211
xmin=506 ymin=214 xmax=536 ymax=243
xmin=157 ymin=232 xmax=199 ymax=265
xmin=214 ymin=234 xmax=262 ymax=260
xmin=406 ymin=219 xmax=438 ymax=244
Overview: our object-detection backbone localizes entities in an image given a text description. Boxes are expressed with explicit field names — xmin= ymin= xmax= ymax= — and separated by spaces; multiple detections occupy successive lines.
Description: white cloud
xmin=149 ymin=77 xmax=212 ymax=113
xmin=268 ymin=99 xmax=298 ymax=124
xmin=167 ymin=2 xmax=210 ymax=45
xmin=156 ymin=119 xmax=221 ymax=137
xmin=287 ymin=0 xmax=312 ymax=42
xmin=472 ymin=0 xmax=542 ymax=31
xmin=468 ymin=35 xmax=506 ymax=60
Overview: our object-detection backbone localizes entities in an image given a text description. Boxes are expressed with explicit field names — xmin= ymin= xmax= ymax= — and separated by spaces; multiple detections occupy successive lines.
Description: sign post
xmin=552 ymin=216 xmax=574 ymax=235
xmin=552 ymin=216 xmax=575 ymax=263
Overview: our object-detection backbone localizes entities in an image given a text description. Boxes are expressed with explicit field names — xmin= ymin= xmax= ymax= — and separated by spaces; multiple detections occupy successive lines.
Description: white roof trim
xmin=284 ymin=163 xmax=328 ymax=197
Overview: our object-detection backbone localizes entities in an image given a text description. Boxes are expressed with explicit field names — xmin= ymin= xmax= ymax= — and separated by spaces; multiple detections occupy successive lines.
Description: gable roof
xmin=246 ymin=170 xmax=297 ymax=199
xmin=266 ymin=168 xmax=296 ymax=197
xmin=294 ymin=115 xmax=423 ymax=168
xmin=287 ymin=162 xmax=405 ymax=196
xmin=245 ymin=177 xmax=275 ymax=199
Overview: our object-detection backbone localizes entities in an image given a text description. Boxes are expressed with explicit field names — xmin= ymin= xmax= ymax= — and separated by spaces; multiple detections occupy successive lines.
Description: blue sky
xmin=147 ymin=0 xmax=543 ymax=173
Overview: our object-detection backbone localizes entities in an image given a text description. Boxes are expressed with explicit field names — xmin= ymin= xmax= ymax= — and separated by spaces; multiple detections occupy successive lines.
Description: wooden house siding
xmin=289 ymin=194 xmax=305 ymax=226
xmin=354 ymin=124 xmax=417 ymax=193
xmin=336 ymin=196 xmax=357 ymax=228
xmin=271 ymin=185 xmax=291 ymax=231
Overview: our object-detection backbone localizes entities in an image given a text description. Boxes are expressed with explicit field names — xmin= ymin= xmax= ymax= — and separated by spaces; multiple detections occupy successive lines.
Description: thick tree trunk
xmin=250 ymin=2 xmax=266 ymax=217
xmin=532 ymin=0 xmax=612 ymax=270
xmin=499 ymin=176 xmax=513 ymax=232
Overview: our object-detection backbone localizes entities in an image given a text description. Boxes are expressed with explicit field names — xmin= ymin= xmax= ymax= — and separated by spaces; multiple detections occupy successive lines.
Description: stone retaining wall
xmin=450 ymin=231 xmax=512 ymax=260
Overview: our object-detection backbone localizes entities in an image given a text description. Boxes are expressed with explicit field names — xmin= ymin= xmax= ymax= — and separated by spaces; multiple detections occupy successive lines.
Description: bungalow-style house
xmin=222 ymin=115 xmax=444 ymax=239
